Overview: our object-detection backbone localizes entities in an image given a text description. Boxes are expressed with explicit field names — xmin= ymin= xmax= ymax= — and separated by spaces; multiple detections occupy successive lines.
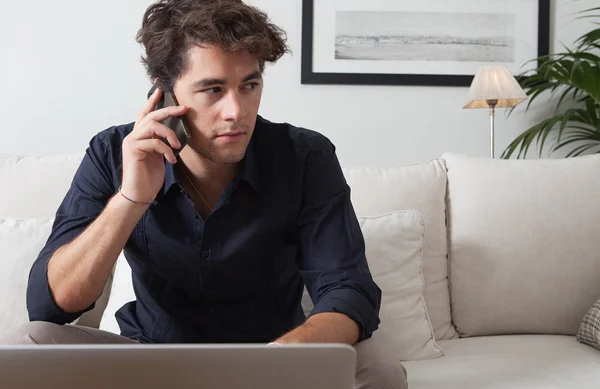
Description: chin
xmin=205 ymin=149 xmax=247 ymax=165
xmin=215 ymin=155 xmax=245 ymax=164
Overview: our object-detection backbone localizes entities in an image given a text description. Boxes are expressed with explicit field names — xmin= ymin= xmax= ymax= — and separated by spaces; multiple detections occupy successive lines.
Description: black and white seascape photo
xmin=301 ymin=0 xmax=550 ymax=86
xmin=335 ymin=11 xmax=516 ymax=63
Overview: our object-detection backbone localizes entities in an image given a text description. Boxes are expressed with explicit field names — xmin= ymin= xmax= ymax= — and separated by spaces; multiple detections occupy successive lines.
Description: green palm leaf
xmin=502 ymin=106 xmax=599 ymax=159
xmin=503 ymin=7 xmax=600 ymax=159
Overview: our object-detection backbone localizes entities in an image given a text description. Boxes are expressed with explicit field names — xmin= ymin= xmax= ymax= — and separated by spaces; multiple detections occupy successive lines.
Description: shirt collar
xmin=162 ymin=157 xmax=179 ymax=195
xmin=161 ymin=125 xmax=261 ymax=196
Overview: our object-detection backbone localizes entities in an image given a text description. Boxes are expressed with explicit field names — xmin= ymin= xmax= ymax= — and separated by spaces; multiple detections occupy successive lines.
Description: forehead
xmin=180 ymin=45 xmax=260 ymax=83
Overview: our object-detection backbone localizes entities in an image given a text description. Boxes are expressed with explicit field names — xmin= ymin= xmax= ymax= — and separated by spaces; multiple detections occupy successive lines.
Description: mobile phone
xmin=147 ymin=83 xmax=191 ymax=156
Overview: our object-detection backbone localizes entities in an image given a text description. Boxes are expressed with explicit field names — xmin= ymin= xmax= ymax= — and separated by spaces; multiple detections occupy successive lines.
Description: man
xmin=3 ymin=1 xmax=407 ymax=388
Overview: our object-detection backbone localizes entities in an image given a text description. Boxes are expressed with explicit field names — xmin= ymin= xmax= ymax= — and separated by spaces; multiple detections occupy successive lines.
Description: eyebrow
xmin=191 ymin=70 xmax=262 ymax=89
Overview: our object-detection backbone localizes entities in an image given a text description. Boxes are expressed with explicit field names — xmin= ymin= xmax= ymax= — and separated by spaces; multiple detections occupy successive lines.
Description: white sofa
xmin=2 ymin=150 xmax=600 ymax=389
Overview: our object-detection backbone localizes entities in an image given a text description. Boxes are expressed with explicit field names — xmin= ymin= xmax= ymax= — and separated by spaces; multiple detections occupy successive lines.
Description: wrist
xmin=108 ymin=190 xmax=152 ymax=215
xmin=118 ymin=186 xmax=156 ymax=206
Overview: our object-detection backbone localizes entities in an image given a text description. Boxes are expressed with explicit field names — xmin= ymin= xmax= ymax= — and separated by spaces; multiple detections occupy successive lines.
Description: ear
xmin=147 ymin=82 xmax=161 ymax=99
xmin=153 ymin=78 xmax=170 ymax=92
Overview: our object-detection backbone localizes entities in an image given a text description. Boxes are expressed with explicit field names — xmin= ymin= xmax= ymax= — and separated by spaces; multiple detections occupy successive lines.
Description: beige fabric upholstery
xmin=0 ymin=218 xmax=54 ymax=334
xmin=0 ymin=153 xmax=111 ymax=329
xmin=359 ymin=211 xmax=443 ymax=360
xmin=444 ymin=153 xmax=600 ymax=336
xmin=343 ymin=159 xmax=457 ymax=341
xmin=0 ymin=153 xmax=84 ymax=219
xmin=403 ymin=335 xmax=600 ymax=389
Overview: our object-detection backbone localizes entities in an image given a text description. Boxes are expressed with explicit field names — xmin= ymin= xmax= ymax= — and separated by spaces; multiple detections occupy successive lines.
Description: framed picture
xmin=301 ymin=0 xmax=550 ymax=87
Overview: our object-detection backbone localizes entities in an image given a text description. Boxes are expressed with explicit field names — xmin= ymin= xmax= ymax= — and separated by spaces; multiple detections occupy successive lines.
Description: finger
xmin=136 ymin=86 xmax=163 ymax=123
xmin=145 ymin=104 xmax=189 ymax=124
xmin=131 ymin=121 xmax=182 ymax=149
xmin=134 ymin=139 xmax=178 ymax=164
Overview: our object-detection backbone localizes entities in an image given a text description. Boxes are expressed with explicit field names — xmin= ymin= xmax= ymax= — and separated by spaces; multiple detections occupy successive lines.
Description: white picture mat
xmin=311 ymin=0 xmax=540 ymax=76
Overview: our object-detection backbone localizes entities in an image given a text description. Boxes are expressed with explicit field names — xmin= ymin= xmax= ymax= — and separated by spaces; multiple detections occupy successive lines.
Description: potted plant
xmin=502 ymin=7 xmax=600 ymax=159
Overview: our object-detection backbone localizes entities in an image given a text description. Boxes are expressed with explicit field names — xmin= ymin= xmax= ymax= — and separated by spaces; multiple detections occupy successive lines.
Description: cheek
xmin=185 ymin=107 xmax=202 ymax=122
xmin=185 ymin=100 xmax=217 ymax=123
xmin=245 ymin=92 xmax=262 ymax=111
xmin=184 ymin=108 xmax=216 ymax=139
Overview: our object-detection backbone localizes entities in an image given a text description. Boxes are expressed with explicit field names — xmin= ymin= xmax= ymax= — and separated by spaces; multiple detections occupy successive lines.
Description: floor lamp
xmin=464 ymin=67 xmax=528 ymax=158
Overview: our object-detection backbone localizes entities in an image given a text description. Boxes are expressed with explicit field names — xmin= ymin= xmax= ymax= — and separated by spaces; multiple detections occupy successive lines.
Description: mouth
xmin=216 ymin=131 xmax=246 ymax=140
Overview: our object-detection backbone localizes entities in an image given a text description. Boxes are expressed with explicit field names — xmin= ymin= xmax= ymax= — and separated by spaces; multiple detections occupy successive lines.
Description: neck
xmin=178 ymin=147 xmax=239 ymax=191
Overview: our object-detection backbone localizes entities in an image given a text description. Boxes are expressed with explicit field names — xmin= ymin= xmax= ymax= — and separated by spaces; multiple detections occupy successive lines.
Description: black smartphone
xmin=147 ymin=83 xmax=191 ymax=156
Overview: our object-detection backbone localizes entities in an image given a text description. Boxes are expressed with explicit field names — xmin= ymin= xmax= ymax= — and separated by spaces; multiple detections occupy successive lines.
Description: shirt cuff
xmin=307 ymin=288 xmax=380 ymax=342
xmin=27 ymin=255 xmax=95 ymax=324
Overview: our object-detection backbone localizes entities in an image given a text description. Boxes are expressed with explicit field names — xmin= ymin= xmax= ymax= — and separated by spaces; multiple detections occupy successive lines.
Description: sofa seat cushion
xmin=403 ymin=335 xmax=600 ymax=389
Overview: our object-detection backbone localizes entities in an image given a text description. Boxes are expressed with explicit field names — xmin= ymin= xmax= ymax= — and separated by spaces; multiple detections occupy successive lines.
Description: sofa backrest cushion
xmin=0 ymin=153 xmax=84 ymax=219
xmin=0 ymin=218 xmax=54 ymax=333
xmin=343 ymin=159 xmax=457 ymax=341
xmin=444 ymin=152 xmax=600 ymax=336
xmin=0 ymin=153 xmax=110 ymax=329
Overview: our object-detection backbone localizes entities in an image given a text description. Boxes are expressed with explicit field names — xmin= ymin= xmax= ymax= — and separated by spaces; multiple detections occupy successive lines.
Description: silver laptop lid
xmin=0 ymin=343 xmax=356 ymax=389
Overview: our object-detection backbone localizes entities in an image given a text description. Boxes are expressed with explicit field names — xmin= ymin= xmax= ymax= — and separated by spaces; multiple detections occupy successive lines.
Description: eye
xmin=243 ymin=82 xmax=260 ymax=91
xmin=202 ymin=87 xmax=222 ymax=94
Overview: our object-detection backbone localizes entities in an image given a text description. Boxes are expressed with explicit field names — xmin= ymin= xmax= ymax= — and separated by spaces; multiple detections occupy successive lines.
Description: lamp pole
xmin=487 ymin=99 xmax=498 ymax=158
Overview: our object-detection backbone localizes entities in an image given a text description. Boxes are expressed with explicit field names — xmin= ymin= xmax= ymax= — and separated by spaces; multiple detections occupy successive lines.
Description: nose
xmin=221 ymin=91 xmax=246 ymax=122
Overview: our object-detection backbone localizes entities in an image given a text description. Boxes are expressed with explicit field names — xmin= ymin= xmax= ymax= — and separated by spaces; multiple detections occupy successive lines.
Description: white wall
xmin=1 ymin=0 xmax=596 ymax=167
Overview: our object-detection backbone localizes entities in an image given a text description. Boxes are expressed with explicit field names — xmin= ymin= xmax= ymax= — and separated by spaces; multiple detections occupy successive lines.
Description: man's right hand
xmin=43 ymin=87 xmax=190 ymax=315
xmin=121 ymin=86 xmax=189 ymax=204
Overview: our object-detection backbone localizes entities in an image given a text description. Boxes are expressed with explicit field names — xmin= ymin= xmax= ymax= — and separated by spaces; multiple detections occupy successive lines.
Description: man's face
xmin=172 ymin=45 xmax=263 ymax=164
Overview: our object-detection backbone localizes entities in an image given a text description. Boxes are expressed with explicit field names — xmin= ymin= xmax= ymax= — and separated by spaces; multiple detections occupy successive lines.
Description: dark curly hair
xmin=135 ymin=0 xmax=290 ymax=91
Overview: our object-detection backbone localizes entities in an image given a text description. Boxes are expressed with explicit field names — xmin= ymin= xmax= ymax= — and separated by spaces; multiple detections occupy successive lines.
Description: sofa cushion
xmin=99 ymin=251 xmax=133 ymax=334
xmin=0 ymin=152 xmax=112 ymax=329
xmin=0 ymin=153 xmax=84 ymax=219
xmin=577 ymin=296 xmax=600 ymax=351
xmin=343 ymin=160 xmax=457 ymax=340
xmin=403 ymin=335 xmax=600 ymax=389
xmin=358 ymin=211 xmax=443 ymax=360
xmin=0 ymin=218 xmax=54 ymax=333
xmin=0 ymin=217 xmax=112 ymax=331
xmin=444 ymin=153 xmax=600 ymax=337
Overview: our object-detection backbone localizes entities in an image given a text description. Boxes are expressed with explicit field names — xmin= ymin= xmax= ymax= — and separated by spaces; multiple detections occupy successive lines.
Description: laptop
xmin=0 ymin=343 xmax=356 ymax=389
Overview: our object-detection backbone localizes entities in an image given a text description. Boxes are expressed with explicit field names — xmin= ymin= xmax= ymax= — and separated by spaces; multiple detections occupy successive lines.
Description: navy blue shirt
xmin=27 ymin=115 xmax=381 ymax=344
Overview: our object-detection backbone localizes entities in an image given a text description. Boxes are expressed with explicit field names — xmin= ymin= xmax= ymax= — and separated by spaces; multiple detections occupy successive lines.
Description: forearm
xmin=274 ymin=312 xmax=360 ymax=345
xmin=47 ymin=193 xmax=148 ymax=313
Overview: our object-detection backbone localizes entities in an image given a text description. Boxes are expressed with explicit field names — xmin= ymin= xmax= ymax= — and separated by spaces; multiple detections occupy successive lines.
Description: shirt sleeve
xmin=26 ymin=132 xmax=117 ymax=324
xmin=295 ymin=136 xmax=382 ymax=342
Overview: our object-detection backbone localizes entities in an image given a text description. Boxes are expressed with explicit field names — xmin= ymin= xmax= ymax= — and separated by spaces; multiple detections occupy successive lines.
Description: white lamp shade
xmin=464 ymin=67 xmax=528 ymax=109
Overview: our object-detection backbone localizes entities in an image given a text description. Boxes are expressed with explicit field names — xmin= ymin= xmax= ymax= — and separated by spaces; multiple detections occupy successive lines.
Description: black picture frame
xmin=301 ymin=0 xmax=551 ymax=87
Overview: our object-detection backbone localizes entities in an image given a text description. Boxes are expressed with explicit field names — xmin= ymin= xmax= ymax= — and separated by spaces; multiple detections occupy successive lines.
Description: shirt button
xmin=201 ymin=250 xmax=209 ymax=258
